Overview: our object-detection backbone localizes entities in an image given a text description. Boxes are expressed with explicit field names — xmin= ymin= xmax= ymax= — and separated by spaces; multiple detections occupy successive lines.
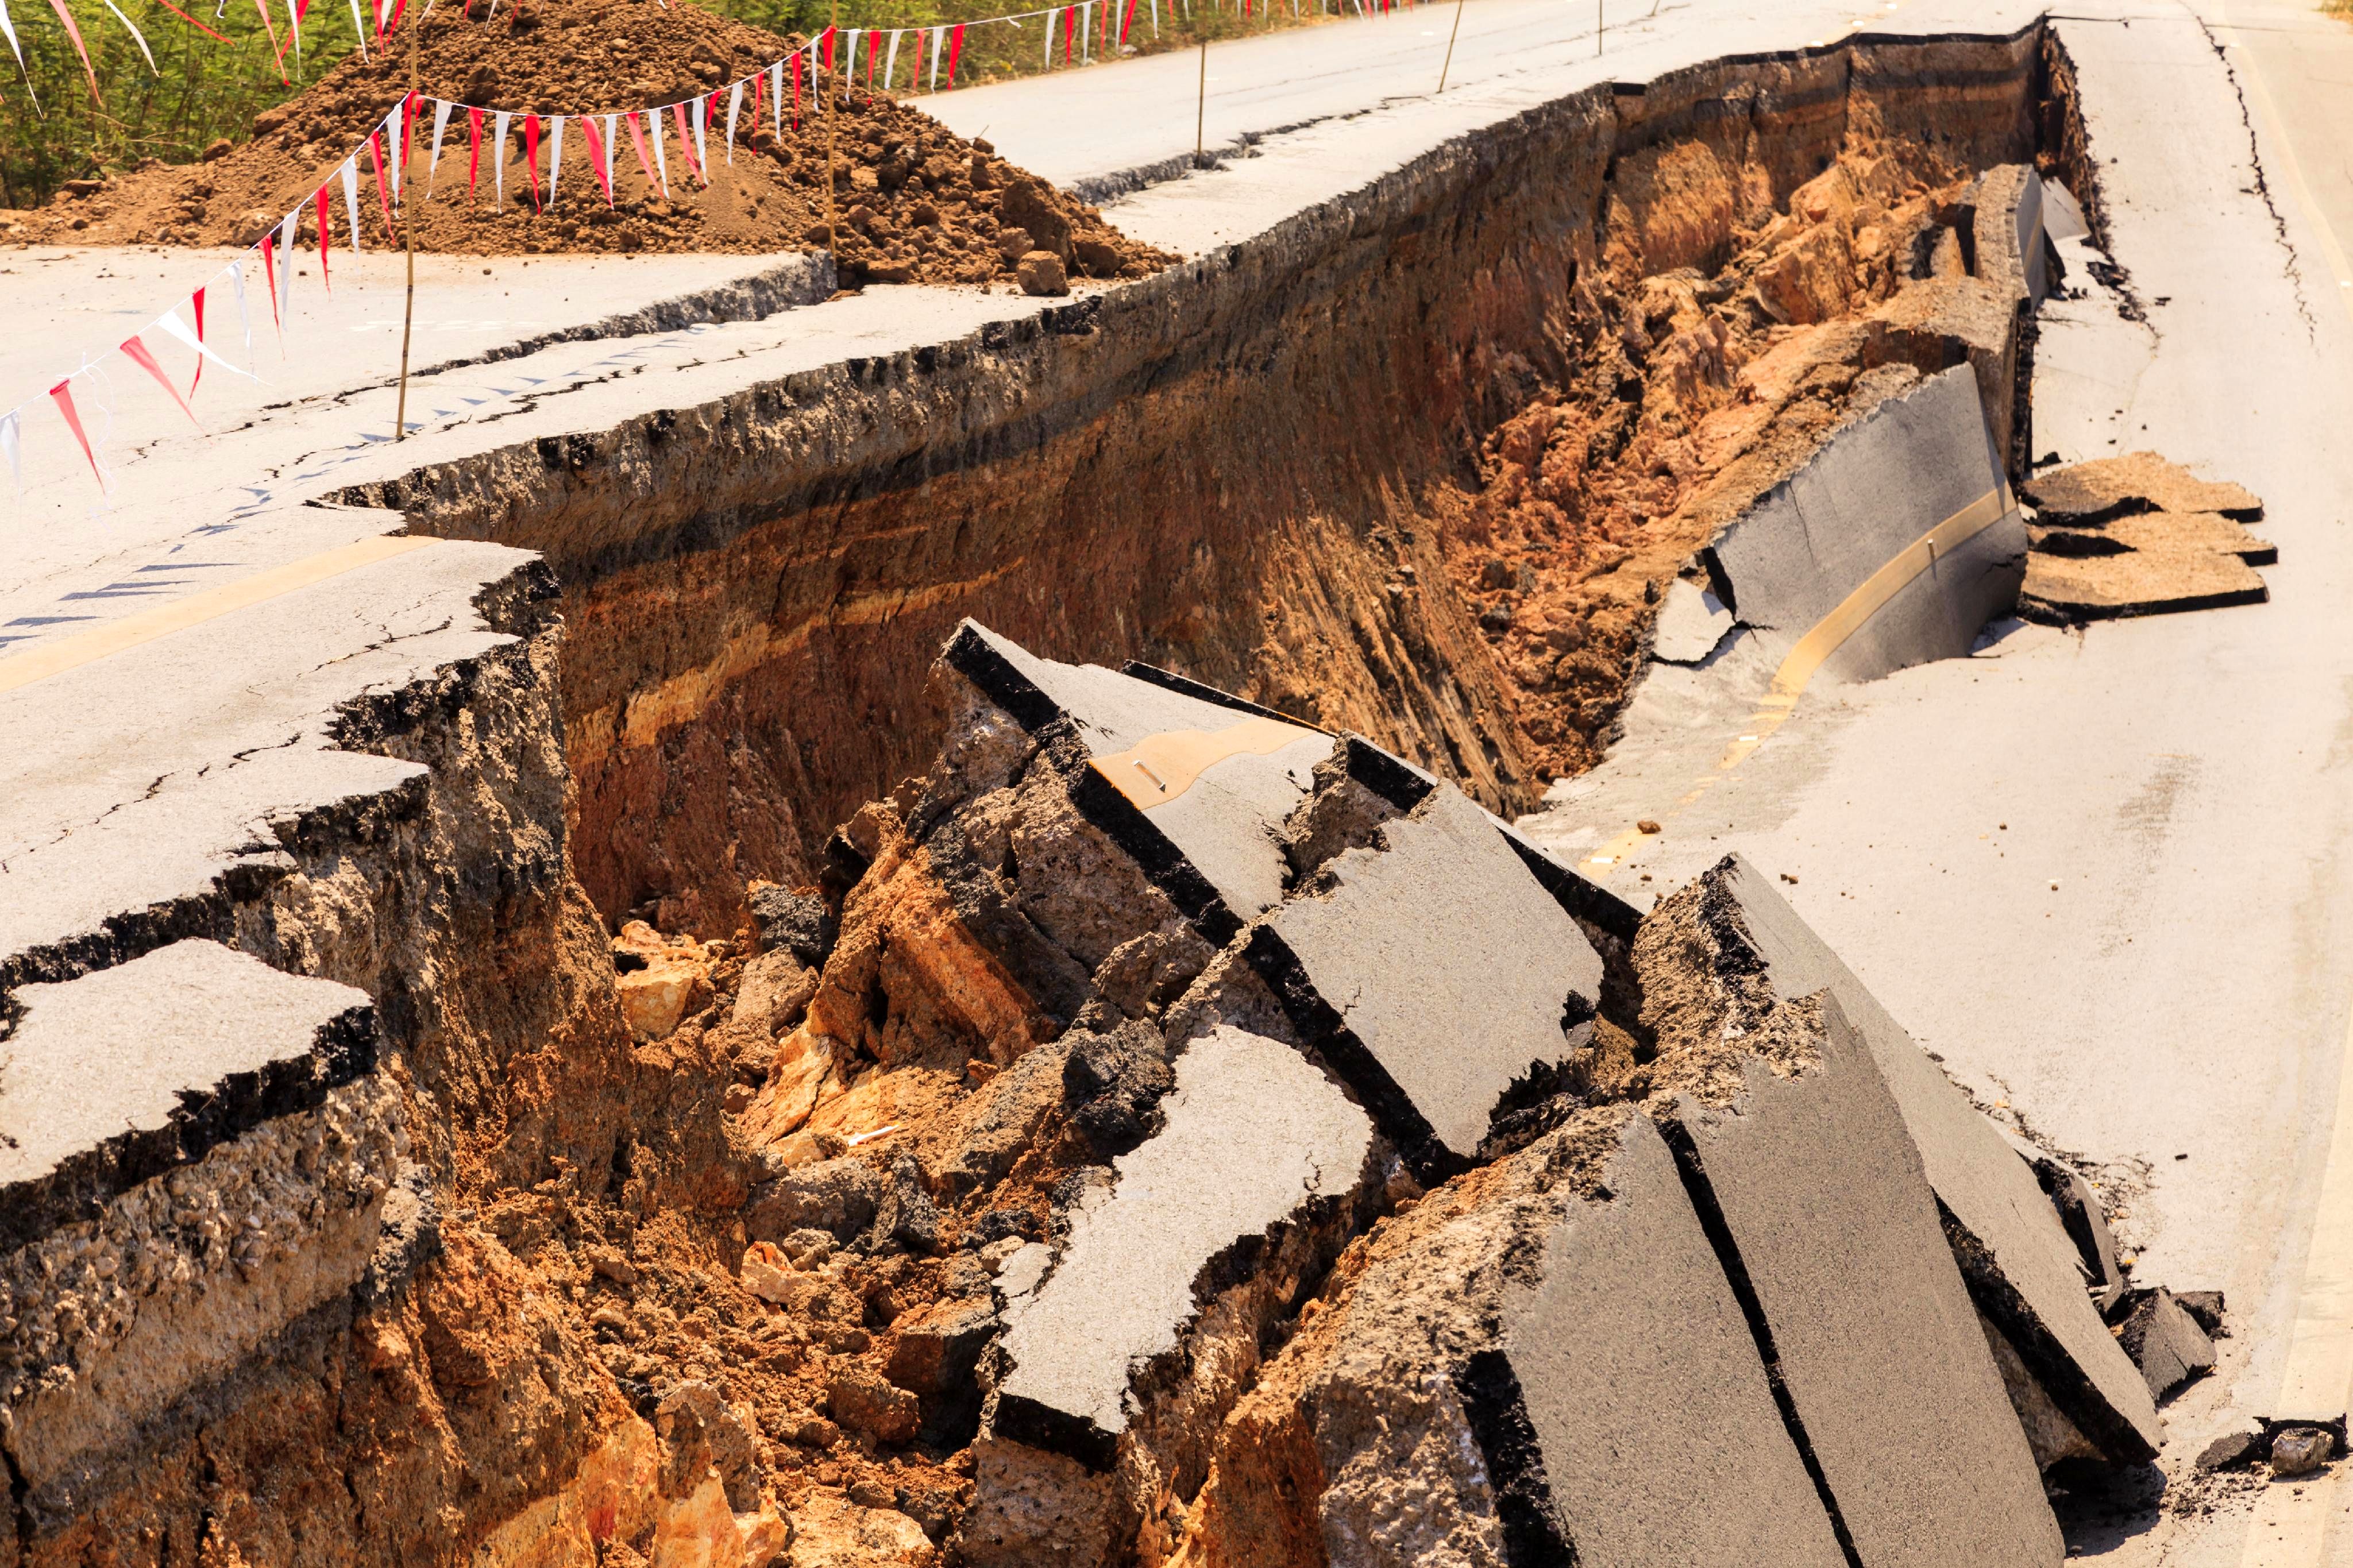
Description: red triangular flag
xmin=947 ymin=23 xmax=965 ymax=83
xmin=368 ymin=130 xmax=395 ymax=240
xmin=1120 ymin=0 xmax=1137 ymax=45
xmin=1062 ymin=10 xmax=1073 ymax=63
xmin=44 ymin=0 xmax=101 ymax=102
xmin=119 ymin=334 xmax=200 ymax=430
xmin=790 ymin=59 xmax=801 ymax=129
xmin=49 ymin=381 xmax=101 ymax=482
xmin=580 ymin=114 xmax=614 ymax=206
xmin=315 ymin=186 xmax=333 ymax=292
xmin=866 ymin=29 xmax=880 ymax=90
xmin=188 ymin=287 xmax=206 ymax=394
xmin=468 ymin=107 xmax=484 ymax=200
xmin=625 ymin=109 xmax=658 ymax=190
xmin=152 ymin=0 xmax=228 ymax=43
xmin=248 ymin=0 xmax=287 ymax=83
xmin=670 ymin=102 xmax=701 ymax=183
xmin=260 ymin=232 xmax=282 ymax=337
xmin=820 ymin=23 xmax=834 ymax=72
xmin=522 ymin=113 xmax=543 ymax=214
xmin=401 ymin=90 xmax=418 ymax=175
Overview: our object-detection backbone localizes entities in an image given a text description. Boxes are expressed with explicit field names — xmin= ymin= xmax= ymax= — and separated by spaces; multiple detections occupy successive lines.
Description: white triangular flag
xmin=347 ymin=0 xmax=367 ymax=59
xmin=546 ymin=115 xmax=563 ymax=203
xmin=768 ymin=60 xmax=782 ymax=138
xmin=275 ymin=211 xmax=296 ymax=322
xmin=385 ymin=108 xmax=402 ymax=199
xmin=603 ymin=112 xmax=618 ymax=190
xmin=1079 ymin=0 xmax=1090 ymax=61
xmin=227 ymin=258 xmax=256 ymax=372
xmin=691 ymin=94 xmax=707 ymax=176
xmin=155 ymin=307 xmax=257 ymax=379
xmin=724 ymin=80 xmax=741 ymax=164
xmin=0 ymin=411 xmax=20 ymax=493
xmin=492 ymin=110 xmax=511 ymax=210
xmin=102 ymin=0 xmax=157 ymax=73
xmin=429 ymin=99 xmax=452 ymax=192
xmin=650 ymin=106 xmax=668 ymax=196
xmin=885 ymin=33 xmax=901 ymax=93
xmin=0 ymin=0 xmax=32 ymax=96
xmin=284 ymin=0 xmax=298 ymax=59
xmin=929 ymin=26 xmax=941 ymax=89
xmin=840 ymin=29 xmax=856 ymax=95
xmin=1041 ymin=8 xmax=1051 ymax=66
xmin=338 ymin=157 xmax=363 ymax=251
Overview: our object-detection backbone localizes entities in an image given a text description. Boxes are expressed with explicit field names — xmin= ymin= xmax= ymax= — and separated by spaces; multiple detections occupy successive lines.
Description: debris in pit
xmin=9 ymin=0 xmax=1174 ymax=289
xmin=611 ymin=918 xmax=719 ymax=1040
xmin=2020 ymin=454 xmax=2273 ymax=622
xmin=2194 ymin=1429 xmax=2264 ymax=1474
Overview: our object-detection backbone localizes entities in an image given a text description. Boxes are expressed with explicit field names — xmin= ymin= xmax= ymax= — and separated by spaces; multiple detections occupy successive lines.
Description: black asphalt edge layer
xmin=992 ymin=1390 xmax=1123 ymax=1474
xmin=1116 ymin=661 xmax=1322 ymax=730
xmin=0 ymin=1003 xmax=379 ymax=1256
xmin=1656 ymin=1114 xmax=1866 ymax=1568
xmin=2017 ymin=582 xmax=2268 ymax=625
xmin=1240 ymin=924 xmax=1457 ymax=1185
xmin=1340 ymin=735 xmax=1439 ymax=813
xmin=1498 ymin=832 xmax=1643 ymax=947
xmin=942 ymin=624 xmax=1246 ymax=947
xmin=1454 ymin=1349 xmax=1582 ymax=1567
xmin=2032 ymin=1157 xmax=2123 ymax=1310
xmin=1938 ymin=1199 xmax=2159 ymax=1467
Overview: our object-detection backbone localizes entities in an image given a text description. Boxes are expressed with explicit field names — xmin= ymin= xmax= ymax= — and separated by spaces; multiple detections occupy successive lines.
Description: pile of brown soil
xmin=8 ymin=0 xmax=1173 ymax=288
xmin=1424 ymin=146 xmax=2004 ymax=781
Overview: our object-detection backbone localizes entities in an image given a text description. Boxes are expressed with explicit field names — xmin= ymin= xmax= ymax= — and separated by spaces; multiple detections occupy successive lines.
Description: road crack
xmin=2190 ymin=9 xmax=2318 ymax=337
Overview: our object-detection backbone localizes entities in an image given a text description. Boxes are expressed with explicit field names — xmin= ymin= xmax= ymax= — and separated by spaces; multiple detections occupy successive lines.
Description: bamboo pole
xmin=1194 ymin=36 xmax=1206 ymax=167
xmin=1436 ymin=0 xmax=1464 ymax=92
xmin=394 ymin=7 xmax=419 ymax=441
xmin=824 ymin=2 xmax=839 ymax=253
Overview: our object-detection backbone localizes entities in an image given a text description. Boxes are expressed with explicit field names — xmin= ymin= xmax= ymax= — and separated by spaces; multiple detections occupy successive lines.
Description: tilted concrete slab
xmin=1495 ymin=1109 xmax=1850 ymax=1568
xmin=1661 ymin=993 xmax=2063 ymax=1568
xmin=1700 ymin=365 xmax=2028 ymax=687
xmin=989 ymin=1024 xmax=1374 ymax=1467
xmin=1707 ymin=853 xmax=2162 ymax=1466
xmin=1248 ymin=783 xmax=1606 ymax=1180
xmin=943 ymin=621 xmax=1332 ymax=938
xmin=0 ymin=939 xmax=375 ymax=1247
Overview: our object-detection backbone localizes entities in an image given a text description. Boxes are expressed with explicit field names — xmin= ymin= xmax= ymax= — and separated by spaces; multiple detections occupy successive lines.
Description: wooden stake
xmin=1194 ymin=36 xmax=1206 ymax=167
xmin=1596 ymin=0 xmax=1603 ymax=56
xmin=395 ymin=7 xmax=419 ymax=441
xmin=1436 ymin=0 xmax=1464 ymax=92
xmin=824 ymin=3 xmax=839 ymax=254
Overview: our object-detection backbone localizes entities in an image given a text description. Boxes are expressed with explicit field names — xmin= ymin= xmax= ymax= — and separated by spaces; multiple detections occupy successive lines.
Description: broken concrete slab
xmin=1654 ymin=991 xmax=2063 ymax=1567
xmin=0 ymin=941 xmax=400 ymax=1511
xmin=988 ymin=1023 xmax=1376 ymax=1470
xmin=2115 ymin=1288 xmax=2217 ymax=1403
xmin=1650 ymin=856 xmax=2163 ymax=1470
xmin=1172 ymin=1101 xmax=1849 ymax=1568
xmin=2033 ymin=1156 xmax=2130 ymax=1316
xmin=1497 ymin=1107 xmax=1850 ymax=1567
xmin=2020 ymin=546 xmax=2269 ymax=623
xmin=1247 ymin=783 xmax=1607 ymax=1179
xmin=2030 ymin=510 xmax=2274 ymax=565
xmin=0 ymin=938 xmax=377 ymax=1250
xmin=2042 ymin=180 xmax=2090 ymax=244
xmin=1974 ymin=164 xmax=2052 ymax=305
xmin=1699 ymin=365 xmax=2028 ymax=688
xmin=942 ymin=621 xmax=1332 ymax=938
xmin=1651 ymin=577 xmax=1739 ymax=665
xmin=2020 ymin=450 xmax=2264 ymax=524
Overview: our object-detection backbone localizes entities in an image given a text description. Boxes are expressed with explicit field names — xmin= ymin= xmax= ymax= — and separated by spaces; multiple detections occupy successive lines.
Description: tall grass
xmin=0 ymin=0 xmax=1343 ymax=207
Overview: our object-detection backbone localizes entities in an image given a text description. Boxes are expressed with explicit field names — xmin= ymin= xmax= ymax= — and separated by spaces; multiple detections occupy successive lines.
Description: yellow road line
xmin=2215 ymin=0 xmax=2353 ymax=333
xmin=1579 ymin=484 xmax=2008 ymax=871
xmin=1090 ymin=715 xmax=1325 ymax=810
xmin=2236 ymin=994 xmax=2353 ymax=1567
xmin=0 ymin=535 xmax=438 ymax=698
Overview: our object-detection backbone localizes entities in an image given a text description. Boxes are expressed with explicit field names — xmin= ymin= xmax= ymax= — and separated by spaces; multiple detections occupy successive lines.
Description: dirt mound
xmin=9 ymin=0 xmax=1172 ymax=288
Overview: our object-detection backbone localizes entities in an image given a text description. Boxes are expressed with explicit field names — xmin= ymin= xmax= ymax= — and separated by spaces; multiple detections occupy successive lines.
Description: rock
xmin=589 ymin=1249 xmax=639 ymax=1286
xmin=789 ymin=1491 xmax=936 ymax=1567
xmin=2273 ymin=1427 xmax=2335 ymax=1478
xmin=733 ymin=948 xmax=818 ymax=1037
xmin=1016 ymin=250 xmax=1069 ymax=297
xmin=250 ymin=105 xmax=290 ymax=135
xmin=655 ymin=1380 xmax=762 ymax=1511
xmin=612 ymin=920 xmax=716 ymax=1041
xmin=848 ymin=1478 xmax=898 ymax=1509
xmin=2194 ymin=1430 xmax=2263 ymax=1474
xmin=994 ymin=225 xmax=1034 ymax=262
xmin=1637 ymin=818 xmax=1662 ymax=834
xmin=886 ymin=1296 xmax=997 ymax=1396
xmin=739 ymin=1241 xmax=803 ymax=1306
xmin=830 ymin=1365 xmax=921 ymax=1445
xmin=750 ymin=884 xmax=839 ymax=967
xmin=2114 ymin=1288 xmax=2217 ymax=1401
xmin=747 ymin=1157 xmax=882 ymax=1242
xmin=2175 ymin=1289 xmax=2227 ymax=1337
xmin=1072 ymin=236 xmax=1122 ymax=277
xmin=997 ymin=177 xmax=1071 ymax=260
xmin=1060 ymin=1020 xmax=1174 ymax=1157
xmin=871 ymin=1154 xmax=942 ymax=1254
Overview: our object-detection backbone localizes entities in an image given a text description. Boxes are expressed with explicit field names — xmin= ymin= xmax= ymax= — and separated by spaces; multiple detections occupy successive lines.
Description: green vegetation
xmin=1 ymin=0 xmax=1347 ymax=208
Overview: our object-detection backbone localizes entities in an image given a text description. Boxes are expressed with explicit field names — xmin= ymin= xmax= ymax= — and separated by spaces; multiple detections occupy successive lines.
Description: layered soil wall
xmin=361 ymin=26 xmax=2052 ymax=939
